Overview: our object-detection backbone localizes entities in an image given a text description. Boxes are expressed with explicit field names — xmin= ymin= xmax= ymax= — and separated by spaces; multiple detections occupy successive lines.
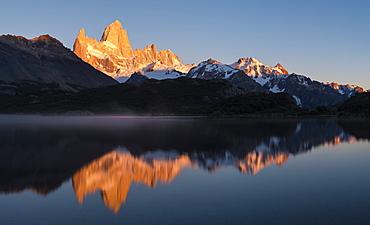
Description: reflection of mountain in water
xmin=73 ymin=124 xmax=359 ymax=213
xmin=0 ymin=116 xmax=368 ymax=209
xmin=73 ymin=150 xmax=289 ymax=212
xmin=238 ymin=119 xmax=357 ymax=155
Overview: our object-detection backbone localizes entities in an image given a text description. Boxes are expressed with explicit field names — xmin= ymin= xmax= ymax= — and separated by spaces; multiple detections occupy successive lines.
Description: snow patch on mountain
xmin=293 ymin=96 xmax=302 ymax=106
xmin=133 ymin=61 xmax=193 ymax=80
xmin=270 ymin=84 xmax=285 ymax=93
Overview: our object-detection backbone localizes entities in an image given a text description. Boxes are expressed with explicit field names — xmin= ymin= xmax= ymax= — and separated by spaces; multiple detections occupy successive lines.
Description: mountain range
xmin=187 ymin=58 xmax=365 ymax=109
xmin=0 ymin=20 xmax=368 ymax=114
xmin=72 ymin=20 xmax=366 ymax=109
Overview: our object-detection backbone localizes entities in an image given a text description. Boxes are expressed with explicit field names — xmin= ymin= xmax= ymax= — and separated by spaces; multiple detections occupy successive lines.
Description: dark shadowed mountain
xmin=254 ymin=73 xmax=350 ymax=109
xmin=125 ymin=72 xmax=149 ymax=85
xmin=336 ymin=92 xmax=370 ymax=117
xmin=0 ymin=78 xmax=244 ymax=115
xmin=0 ymin=34 xmax=118 ymax=97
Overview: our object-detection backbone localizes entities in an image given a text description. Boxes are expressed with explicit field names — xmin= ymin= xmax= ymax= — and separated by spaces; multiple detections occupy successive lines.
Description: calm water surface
xmin=0 ymin=115 xmax=369 ymax=225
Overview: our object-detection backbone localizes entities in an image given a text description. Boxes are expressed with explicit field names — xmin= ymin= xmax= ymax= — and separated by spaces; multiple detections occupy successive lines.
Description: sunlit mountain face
xmin=73 ymin=20 xmax=194 ymax=80
xmin=0 ymin=116 xmax=368 ymax=212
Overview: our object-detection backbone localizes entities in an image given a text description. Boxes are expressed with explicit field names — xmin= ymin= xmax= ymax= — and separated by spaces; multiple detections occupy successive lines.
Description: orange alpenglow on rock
xmin=73 ymin=20 xmax=190 ymax=79
xmin=275 ymin=63 xmax=289 ymax=74
xmin=100 ymin=20 xmax=134 ymax=57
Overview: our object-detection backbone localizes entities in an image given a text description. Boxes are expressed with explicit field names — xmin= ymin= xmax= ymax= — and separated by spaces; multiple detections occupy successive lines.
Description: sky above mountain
xmin=1 ymin=0 xmax=369 ymax=89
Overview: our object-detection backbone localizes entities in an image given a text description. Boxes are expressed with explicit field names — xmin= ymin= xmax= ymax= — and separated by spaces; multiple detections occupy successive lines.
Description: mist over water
xmin=0 ymin=115 xmax=369 ymax=225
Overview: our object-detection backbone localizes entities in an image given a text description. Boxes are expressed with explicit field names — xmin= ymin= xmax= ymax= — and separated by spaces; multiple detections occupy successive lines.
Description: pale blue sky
xmin=1 ymin=0 xmax=369 ymax=89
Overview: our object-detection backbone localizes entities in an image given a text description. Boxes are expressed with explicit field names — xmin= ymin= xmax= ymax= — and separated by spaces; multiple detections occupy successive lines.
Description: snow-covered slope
xmin=249 ymin=73 xmax=346 ymax=109
xmin=187 ymin=59 xmax=240 ymax=79
xmin=187 ymin=59 xmax=268 ymax=93
xmin=250 ymin=73 xmax=367 ymax=109
xmin=137 ymin=60 xmax=194 ymax=79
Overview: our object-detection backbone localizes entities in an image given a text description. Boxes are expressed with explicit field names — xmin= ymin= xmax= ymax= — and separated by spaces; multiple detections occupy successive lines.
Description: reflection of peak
xmin=72 ymin=151 xmax=194 ymax=212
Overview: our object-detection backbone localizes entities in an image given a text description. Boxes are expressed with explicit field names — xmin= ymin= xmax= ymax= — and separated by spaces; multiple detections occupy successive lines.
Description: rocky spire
xmin=73 ymin=28 xmax=89 ymax=62
xmin=77 ymin=28 xmax=85 ymax=38
xmin=100 ymin=20 xmax=133 ymax=57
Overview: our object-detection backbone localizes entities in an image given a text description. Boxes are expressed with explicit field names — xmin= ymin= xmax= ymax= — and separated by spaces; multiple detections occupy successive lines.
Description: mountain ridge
xmin=187 ymin=58 xmax=366 ymax=109
xmin=0 ymin=34 xmax=118 ymax=97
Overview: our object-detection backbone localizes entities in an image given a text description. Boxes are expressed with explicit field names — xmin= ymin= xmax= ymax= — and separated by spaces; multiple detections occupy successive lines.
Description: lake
xmin=0 ymin=115 xmax=369 ymax=225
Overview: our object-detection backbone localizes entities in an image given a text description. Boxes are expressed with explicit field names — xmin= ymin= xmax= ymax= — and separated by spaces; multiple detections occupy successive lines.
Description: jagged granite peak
xmin=132 ymin=44 xmax=182 ymax=67
xmin=100 ymin=20 xmax=133 ymax=57
xmin=0 ymin=34 xmax=117 ymax=96
xmin=187 ymin=59 xmax=268 ymax=93
xmin=73 ymin=20 xmax=193 ymax=80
